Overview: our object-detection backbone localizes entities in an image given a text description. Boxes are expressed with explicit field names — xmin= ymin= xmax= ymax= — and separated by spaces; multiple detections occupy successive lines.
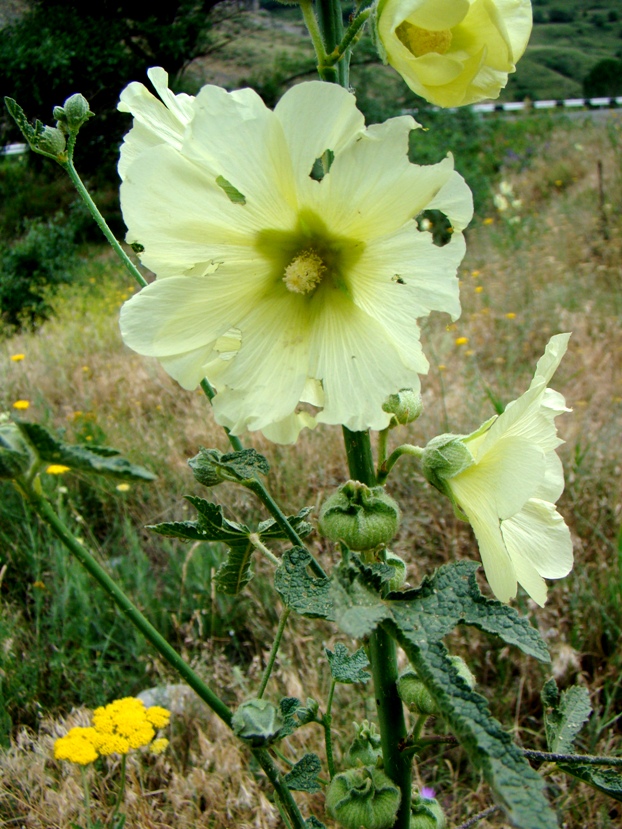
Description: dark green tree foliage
xmin=0 ymin=0 xmax=231 ymax=178
xmin=583 ymin=58 xmax=622 ymax=98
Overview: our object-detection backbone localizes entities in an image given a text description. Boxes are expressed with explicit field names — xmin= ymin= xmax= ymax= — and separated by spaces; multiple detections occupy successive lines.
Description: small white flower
xmin=423 ymin=334 xmax=573 ymax=605
xmin=117 ymin=72 xmax=473 ymax=443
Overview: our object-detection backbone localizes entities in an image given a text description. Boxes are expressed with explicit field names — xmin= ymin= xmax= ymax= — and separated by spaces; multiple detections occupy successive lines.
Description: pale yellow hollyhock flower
xmin=423 ymin=334 xmax=573 ymax=606
xmin=374 ymin=0 xmax=533 ymax=108
xmin=118 ymin=73 xmax=473 ymax=443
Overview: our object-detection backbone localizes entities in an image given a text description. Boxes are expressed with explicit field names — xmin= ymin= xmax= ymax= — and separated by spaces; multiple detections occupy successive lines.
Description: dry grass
xmin=1 ymin=115 xmax=622 ymax=828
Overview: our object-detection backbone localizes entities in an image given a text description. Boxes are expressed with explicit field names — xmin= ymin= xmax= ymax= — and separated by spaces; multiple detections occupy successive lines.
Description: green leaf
xmin=214 ymin=542 xmax=254 ymax=595
xmin=274 ymin=547 xmax=333 ymax=619
xmin=543 ymin=681 xmax=592 ymax=753
xmin=330 ymin=569 xmax=390 ymax=638
xmin=215 ymin=175 xmax=247 ymax=205
xmin=0 ymin=446 xmax=30 ymax=478
xmin=325 ymin=643 xmax=370 ymax=685
xmin=390 ymin=632 xmax=558 ymax=829
xmin=257 ymin=507 xmax=314 ymax=540
xmin=305 ymin=817 xmax=326 ymax=829
xmin=284 ymin=753 xmax=322 ymax=793
xmin=15 ymin=421 xmax=155 ymax=481
xmin=557 ymin=763 xmax=622 ymax=802
xmin=150 ymin=497 xmax=252 ymax=544
xmin=189 ymin=447 xmax=269 ymax=487
xmin=5 ymin=97 xmax=35 ymax=142
xmin=387 ymin=561 xmax=550 ymax=662
xmin=279 ymin=697 xmax=302 ymax=738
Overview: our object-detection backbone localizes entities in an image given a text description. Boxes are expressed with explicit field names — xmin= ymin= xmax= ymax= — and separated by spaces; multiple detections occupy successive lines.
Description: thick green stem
xmin=61 ymin=156 xmax=147 ymax=289
xmin=316 ymin=0 xmax=348 ymax=86
xmin=341 ymin=429 xmax=411 ymax=829
xmin=257 ymin=607 xmax=291 ymax=698
xmin=323 ymin=678 xmax=337 ymax=778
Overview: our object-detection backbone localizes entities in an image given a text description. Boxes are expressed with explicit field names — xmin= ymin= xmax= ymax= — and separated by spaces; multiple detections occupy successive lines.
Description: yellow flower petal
xmin=12 ymin=400 xmax=29 ymax=410
xmin=10 ymin=353 xmax=25 ymax=362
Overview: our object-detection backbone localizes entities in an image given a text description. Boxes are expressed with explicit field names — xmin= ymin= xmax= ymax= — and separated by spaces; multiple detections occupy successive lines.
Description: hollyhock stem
xmin=341 ymin=428 xmax=412 ymax=829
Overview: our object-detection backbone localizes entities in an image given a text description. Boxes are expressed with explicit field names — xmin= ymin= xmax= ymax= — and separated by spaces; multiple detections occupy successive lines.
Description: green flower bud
xmin=326 ymin=766 xmax=401 ymax=829
xmin=421 ymin=434 xmax=474 ymax=498
xmin=396 ymin=671 xmax=438 ymax=716
xmin=384 ymin=551 xmax=407 ymax=591
xmin=345 ymin=719 xmax=383 ymax=767
xmin=318 ymin=480 xmax=401 ymax=551
xmin=382 ymin=388 xmax=423 ymax=427
xmin=231 ymin=698 xmax=284 ymax=747
xmin=411 ymin=792 xmax=446 ymax=829
xmin=36 ymin=126 xmax=66 ymax=156
xmin=61 ymin=93 xmax=93 ymax=132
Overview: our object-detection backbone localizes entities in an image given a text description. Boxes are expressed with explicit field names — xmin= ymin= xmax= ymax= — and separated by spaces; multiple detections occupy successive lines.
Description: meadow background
xmin=1 ymin=1 xmax=622 ymax=827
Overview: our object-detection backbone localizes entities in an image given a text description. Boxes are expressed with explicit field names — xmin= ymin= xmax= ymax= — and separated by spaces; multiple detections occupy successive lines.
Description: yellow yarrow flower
xmin=117 ymin=69 xmax=473 ymax=444
xmin=374 ymin=0 xmax=533 ymax=108
xmin=91 ymin=697 xmax=169 ymax=756
xmin=149 ymin=737 xmax=169 ymax=755
xmin=54 ymin=726 xmax=99 ymax=765
xmin=145 ymin=705 xmax=171 ymax=728
xmin=423 ymin=334 xmax=573 ymax=606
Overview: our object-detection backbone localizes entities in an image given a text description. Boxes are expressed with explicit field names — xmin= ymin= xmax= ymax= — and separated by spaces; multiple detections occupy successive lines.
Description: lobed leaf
xmin=542 ymin=680 xmax=592 ymax=753
xmin=325 ymin=643 xmax=370 ymax=685
xmin=274 ymin=547 xmax=333 ymax=619
xmin=557 ymin=763 xmax=622 ymax=802
xmin=189 ymin=447 xmax=269 ymax=487
xmin=257 ymin=507 xmax=314 ymax=541
xmin=214 ymin=542 xmax=254 ymax=595
xmin=284 ymin=753 xmax=322 ymax=793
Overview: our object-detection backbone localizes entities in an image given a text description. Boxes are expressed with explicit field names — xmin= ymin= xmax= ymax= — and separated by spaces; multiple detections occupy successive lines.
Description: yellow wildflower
xmin=455 ymin=336 xmax=469 ymax=346
xmin=475 ymin=286 xmax=483 ymax=293
xmin=12 ymin=400 xmax=29 ymax=410
xmin=10 ymin=353 xmax=25 ymax=362
xmin=46 ymin=464 xmax=70 ymax=475
xmin=149 ymin=737 xmax=169 ymax=755
xmin=54 ymin=727 xmax=99 ymax=765
xmin=91 ymin=697 xmax=169 ymax=756
xmin=145 ymin=705 xmax=171 ymax=728
xmin=115 ymin=483 xmax=131 ymax=492
xmin=483 ymin=217 xmax=494 ymax=225
xmin=505 ymin=312 xmax=517 ymax=319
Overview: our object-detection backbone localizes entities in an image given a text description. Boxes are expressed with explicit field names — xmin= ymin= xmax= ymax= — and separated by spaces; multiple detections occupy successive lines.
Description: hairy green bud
xmin=411 ymin=792 xmax=447 ymax=829
xmin=231 ymin=698 xmax=284 ymax=747
xmin=36 ymin=126 xmax=66 ymax=156
xmin=318 ymin=480 xmax=401 ymax=551
xmin=382 ymin=388 xmax=423 ymax=427
xmin=54 ymin=93 xmax=93 ymax=134
xmin=421 ymin=434 xmax=474 ymax=498
xmin=396 ymin=671 xmax=438 ymax=716
xmin=326 ymin=766 xmax=401 ymax=829
xmin=345 ymin=719 xmax=383 ymax=767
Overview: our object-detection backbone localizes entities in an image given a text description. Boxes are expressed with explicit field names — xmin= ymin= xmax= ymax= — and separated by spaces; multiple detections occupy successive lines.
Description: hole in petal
xmin=416 ymin=209 xmax=454 ymax=247
xmin=309 ymin=149 xmax=335 ymax=182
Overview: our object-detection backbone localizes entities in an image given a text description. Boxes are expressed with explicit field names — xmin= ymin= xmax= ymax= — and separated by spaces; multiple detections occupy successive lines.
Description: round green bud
xmin=411 ymin=792 xmax=446 ymax=829
xmin=36 ymin=126 xmax=66 ymax=156
xmin=384 ymin=551 xmax=407 ymax=591
xmin=345 ymin=719 xmax=383 ymax=768
xmin=62 ymin=93 xmax=93 ymax=131
xmin=396 ymin=671 xmax=438 ymax=716
xmin=421 ymin=434 xmax=474 ymax=497
xmin=382 ymin=389 xmax=423 ymax=427
xmin=231 ymin=698 xmax=284 ymax=747
xmin=326 ymin=766 xmax=401 ymax=829
xmin=318 ymin=481 xmax=401 ymax=551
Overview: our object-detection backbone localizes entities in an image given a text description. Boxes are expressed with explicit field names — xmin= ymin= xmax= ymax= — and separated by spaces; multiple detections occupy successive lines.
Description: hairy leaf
xmin=15 ymin=420 xmax=155 ymax=481
xmin=214 ymin=542 xmax=254 ymax=595
xmin=387 ymin=561 xmax=550 ymax=662
xmin=279 ymin=697 xmax=302 ymax=737
xmin=326 ymin=643 xmax=370 ymax=685
xmin=543 ymin=681 xmax=592 ymax=753
xmin=305 ymin=817 xmax=327 ymax=829
xmin=557 ymin=763 xmax=622 ymax=802
xmin=391 ymin=632 xmax=558 ymax=829
xmin=284 ymin=753 xmax=322 ymax=793
xmin=274 ymin=547 xmax=332 ymax=619
xmin=330 ymin=568 xmax=390 ymax=638
xmin=149 ymin=498 xmax=251 ymax=544
xmin=189 ymin=447 xmax=269 ymax=487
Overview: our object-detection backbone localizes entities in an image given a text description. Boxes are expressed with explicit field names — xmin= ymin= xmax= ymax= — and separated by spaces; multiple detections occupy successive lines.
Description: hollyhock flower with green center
xmin=118 ymin=71 xmax=473 ymax=443
xmin=423 ymin=333 xmax=573 ymax=606
xmin=373 ymin=0 xmax=533 ymax=108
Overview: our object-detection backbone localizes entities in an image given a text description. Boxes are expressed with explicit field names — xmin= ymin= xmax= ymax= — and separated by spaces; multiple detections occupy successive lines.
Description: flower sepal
xmin=421 ymin=433 xmax=476 ymax=500
xmin=231 ymin=698 xmax=284 ymax=747
xmin=345 ymin=719 xmax=383 ymax=768
xmin=318 ymin=481 xmax=401 ymax=551
xmin=326 ymin=766 xmax=401 ymax=829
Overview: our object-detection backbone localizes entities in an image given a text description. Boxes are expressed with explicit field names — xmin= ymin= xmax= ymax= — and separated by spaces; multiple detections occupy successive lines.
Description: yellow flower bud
xmin=373 ymin=0 xmax=533 ymax=107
